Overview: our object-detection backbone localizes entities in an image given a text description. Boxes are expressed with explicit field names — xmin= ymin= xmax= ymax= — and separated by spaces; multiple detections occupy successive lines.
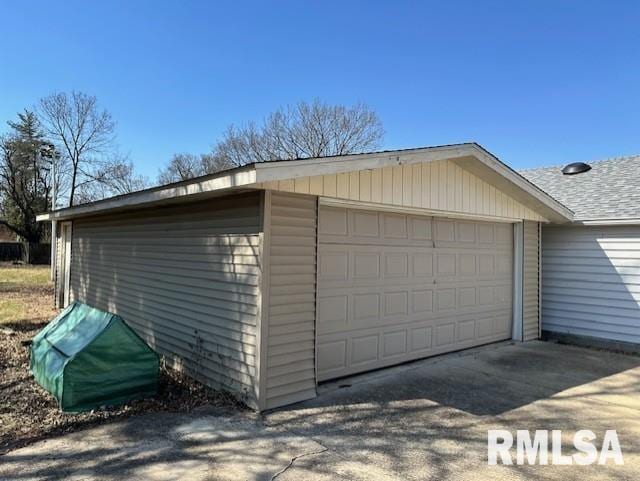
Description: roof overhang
xmin=37 ymin=143 xmax=574 ymax=223
xmin=37 ymin=166 xmax=258 ymax=222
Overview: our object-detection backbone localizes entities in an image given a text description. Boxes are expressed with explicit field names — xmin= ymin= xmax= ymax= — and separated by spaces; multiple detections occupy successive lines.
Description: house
xmin=0 ymin=225 xmax=18 ymax=241
xmin=37 ymin=143 xmax=575 ymax=410
xmin=521 ymin=156 xmax=640 ymax=352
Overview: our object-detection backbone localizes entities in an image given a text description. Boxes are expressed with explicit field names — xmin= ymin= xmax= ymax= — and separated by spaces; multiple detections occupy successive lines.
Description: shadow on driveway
xmin=2 ymin=341 xmax=640 ymax=481
xmin=283 ymin=340 xmax=640 ymax=416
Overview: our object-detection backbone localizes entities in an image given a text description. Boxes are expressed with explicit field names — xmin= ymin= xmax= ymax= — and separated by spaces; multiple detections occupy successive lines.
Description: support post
xmin=50 ymin=156 xmax=57 ymax=281
xmin=512 ymin=221 xmax=524 ymax=341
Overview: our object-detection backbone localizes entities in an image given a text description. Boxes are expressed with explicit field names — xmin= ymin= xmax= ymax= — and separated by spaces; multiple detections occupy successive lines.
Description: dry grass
xmin=0 ymin=264 xmax=243 ymax=455
xmin=0 ymin=264 xmax=56 ymax=325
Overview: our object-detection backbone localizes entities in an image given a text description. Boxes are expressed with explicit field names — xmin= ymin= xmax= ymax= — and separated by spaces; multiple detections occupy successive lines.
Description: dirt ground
xmin=0 ymin=264 xmax=242 ymax=455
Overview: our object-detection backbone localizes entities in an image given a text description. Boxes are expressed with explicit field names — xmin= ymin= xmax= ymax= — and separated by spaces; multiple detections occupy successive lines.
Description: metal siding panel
xmin=541 ymin=225 xmax=640 ymax=344
xmin=69 ymin=192 xmax=262 ymax=407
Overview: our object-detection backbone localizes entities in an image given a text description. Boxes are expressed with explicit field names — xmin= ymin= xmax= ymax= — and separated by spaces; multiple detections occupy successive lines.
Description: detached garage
xmin=39 ymin=143 xmax=573 ymax=410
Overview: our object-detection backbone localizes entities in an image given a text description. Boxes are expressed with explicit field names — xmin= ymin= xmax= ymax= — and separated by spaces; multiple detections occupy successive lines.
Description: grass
xmin=0 ymin=264 xmax=56 ymax=325
xmin=0 ymin=265 xmax=51 ymax=287
xmin=0 ymin=300 xmax=25 ymax=325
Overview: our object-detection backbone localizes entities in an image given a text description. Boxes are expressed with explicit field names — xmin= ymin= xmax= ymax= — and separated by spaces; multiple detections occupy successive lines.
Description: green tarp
xmin=30 ymin=301 xmax=160 ymax=412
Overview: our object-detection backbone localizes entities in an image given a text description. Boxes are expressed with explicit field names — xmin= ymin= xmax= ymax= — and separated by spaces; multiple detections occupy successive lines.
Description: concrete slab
xmin=2 ymin=341 xmax=639 ymax=481
xmin=266 ymin=341 xmax=640 ymax=480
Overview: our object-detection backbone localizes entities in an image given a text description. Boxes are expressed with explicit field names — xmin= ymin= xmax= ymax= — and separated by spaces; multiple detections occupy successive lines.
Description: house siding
xmin=69 ymin=192 xmax=263 ymax=408
xmin=263 ymin=191 xmax=318 ymax=409
xmin=523 ymin=221 xmax=540 ymax=341
xmin=542 ymin=225 xmax=640 ymax=344
xmin=260 ymin=158 xmax=545 ymax=222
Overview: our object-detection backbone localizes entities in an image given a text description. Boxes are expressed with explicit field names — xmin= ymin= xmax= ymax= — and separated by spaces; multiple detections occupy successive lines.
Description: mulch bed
xmin=0 ymin=319 xmax=244 ymax=455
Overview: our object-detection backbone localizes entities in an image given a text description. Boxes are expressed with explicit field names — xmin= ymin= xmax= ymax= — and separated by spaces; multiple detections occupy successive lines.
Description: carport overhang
xmin=36 ymin=143 xmax=573 ymax=223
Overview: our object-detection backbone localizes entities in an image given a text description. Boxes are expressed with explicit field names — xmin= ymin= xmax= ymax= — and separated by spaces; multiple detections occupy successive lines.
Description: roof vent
xmin=562 ymin=162 xmax=591 ymax=175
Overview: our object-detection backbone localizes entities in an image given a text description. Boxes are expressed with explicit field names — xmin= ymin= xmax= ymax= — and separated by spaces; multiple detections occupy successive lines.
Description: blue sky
xmin=1 ymin=0 xmax=639 ymax=178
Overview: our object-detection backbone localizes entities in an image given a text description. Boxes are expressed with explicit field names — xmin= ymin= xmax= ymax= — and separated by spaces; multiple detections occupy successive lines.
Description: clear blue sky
xmin=2 ymin=0 xmax=639 ymax=178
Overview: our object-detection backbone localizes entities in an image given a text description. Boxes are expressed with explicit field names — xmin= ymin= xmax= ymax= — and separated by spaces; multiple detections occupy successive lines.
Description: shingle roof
xmin=519 ymin=155 xmax=640 ymax=220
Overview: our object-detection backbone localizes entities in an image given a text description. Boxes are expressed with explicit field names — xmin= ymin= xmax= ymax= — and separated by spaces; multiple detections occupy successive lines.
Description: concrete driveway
xmin=2 ymin=341 xmax=640 ymax=480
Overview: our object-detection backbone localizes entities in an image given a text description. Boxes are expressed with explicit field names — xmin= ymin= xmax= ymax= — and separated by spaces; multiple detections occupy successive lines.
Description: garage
xmin=316 ymin=205 xmax=514 ymax=381
xmin=42 ymin=143 xmax=573 ymax=409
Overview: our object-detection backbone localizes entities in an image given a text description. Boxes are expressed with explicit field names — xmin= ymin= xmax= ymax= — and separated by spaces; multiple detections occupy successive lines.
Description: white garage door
xmin=316 ymin=206 xmax=513 ymax=381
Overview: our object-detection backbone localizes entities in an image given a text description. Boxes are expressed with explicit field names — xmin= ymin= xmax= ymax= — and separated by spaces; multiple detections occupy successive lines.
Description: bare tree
xmin=73 ymin=155 xmax=148 ymax=203
xmin=38 ymin=91 xmax=145 ymax=206
xmin=157 ymin=100 xmax=384 ymax=184
xmin=157 ymin=152 xmax=236 ymax=184
xmin=102 ymin=158 xmax=148 ymax=195
xmin=158 ymin=153 xmax=203 ymax=184
xmin=214 ymin=100 xmax=384 ymax=166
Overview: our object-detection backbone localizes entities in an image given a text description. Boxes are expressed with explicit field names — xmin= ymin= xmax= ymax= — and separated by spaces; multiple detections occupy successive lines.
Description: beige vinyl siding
xmin=260 ymin=158 xmax=545 ymax=222
xmin=522 ymin=221 xmax=540 ymax=341
xmin=263 ymin=191 xmax=317 ymax=409
xmin=541 ymin=225 xmax=640 ymax=344
xmin=69 ymin=192 xmax=262 ymax=408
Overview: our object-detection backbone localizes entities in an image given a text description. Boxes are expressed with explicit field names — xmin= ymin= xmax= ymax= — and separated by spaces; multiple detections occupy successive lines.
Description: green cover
xmin=30 ymin=302 xmax=160 ymax=412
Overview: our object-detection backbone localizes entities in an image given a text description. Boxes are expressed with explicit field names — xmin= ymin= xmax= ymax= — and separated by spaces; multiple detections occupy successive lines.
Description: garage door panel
xmin=317 ymin=206 xmax=513 ymax=381
xmin=318 ymin=285 xmax=510 ymax=329
xmin=351 ymin=334 xmax=379 ymax=365
xmin=411 ymin=326 xmax=433 ymax=351
xmin=383 ymin=330 xmax=408 ymax=358
xmin=496 ymin=224 xmax=513 ymax=244
xmin=456 ymin=221 xmax=477 ymax=243
xmin=319 ymin=246 xmax=510 ymax=288
xmin=352 ymin=293 xmax=381 ymax=324
xmin=316 ymin=316 xmax=511 ymax=381
xmin=318 ymin=295 xmax=511 ymax=341
xmin=478 ymin=224 xmax=495 ymax=243
xmin=413 ymin=289 xmax=434 ymax=313
xmin=353 ymin=210 xmax=380 ymax=237
xmin=414 ymin=253 xmax=434 ymax=277
xmin=354 ymin=252 xmax=380 ymax=280
xmin=435 ymin=322 xmax=456 ymax=346
xmin=435 ymin=219 xmax=455 ymax=242
xmin=318 ymin=206 xmax=348 ymax=237
xmin=317 ymin=339 xmax=347 ymax=372
xmin=411 ymin=216 xmax=432 ymax=240
xmin=477 ymin=316 xmax=494 ymax=338
xmin=317 ymin=250 xmax=349 ymax=281
xmin=320 ymin=207 xmax=435 ymax=246
xmin=317 ymin=294 xmax=348 ymax=332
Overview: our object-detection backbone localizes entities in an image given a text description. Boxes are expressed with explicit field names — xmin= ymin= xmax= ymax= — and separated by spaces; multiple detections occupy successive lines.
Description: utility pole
xmin=50 ymin=151 xmax=57 ymax=281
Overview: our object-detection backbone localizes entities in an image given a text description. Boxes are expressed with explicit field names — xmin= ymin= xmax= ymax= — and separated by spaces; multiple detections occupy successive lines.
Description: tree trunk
xmin=69 ymin=161 xmax=78 ymax=207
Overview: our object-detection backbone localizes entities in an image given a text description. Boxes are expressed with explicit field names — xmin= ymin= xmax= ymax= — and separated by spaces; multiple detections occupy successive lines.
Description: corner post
xmin=255 ymin=190 xmax=272 ymax=411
